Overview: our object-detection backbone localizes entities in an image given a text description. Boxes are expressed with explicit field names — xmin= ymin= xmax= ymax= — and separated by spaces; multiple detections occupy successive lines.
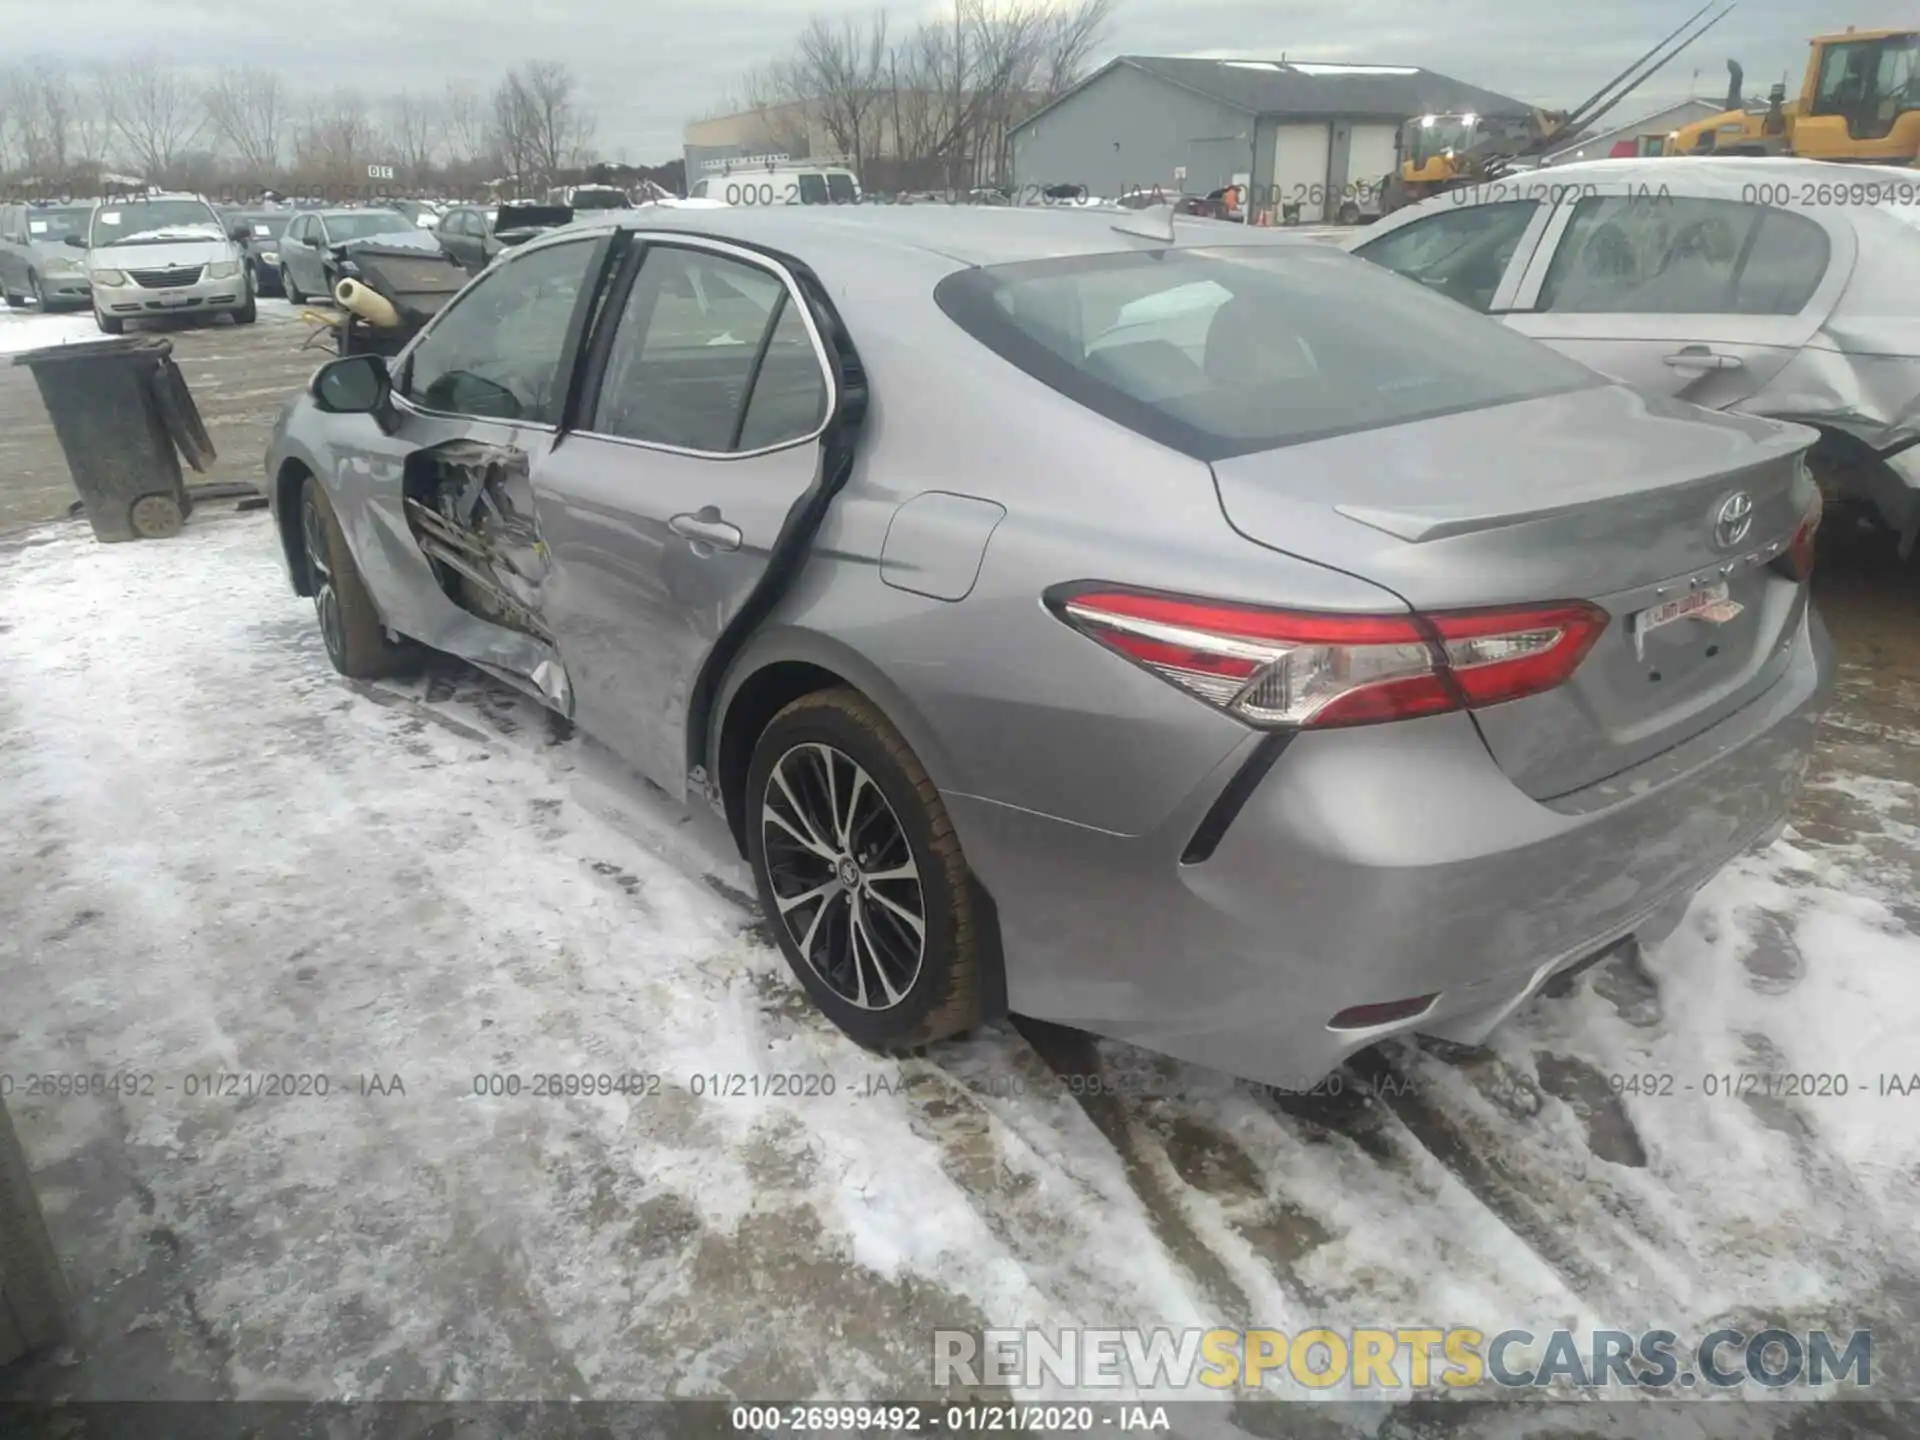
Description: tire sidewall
xmin=300 ymin=476 xmax=350 ymax=670
xmin=746 ymin=699 xmax=965 ymax=1048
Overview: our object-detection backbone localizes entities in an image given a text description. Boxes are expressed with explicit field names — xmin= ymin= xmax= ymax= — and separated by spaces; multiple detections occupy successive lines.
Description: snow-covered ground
xmin=1 ymin=509 xmax=1916 ymax=1422
xmin=0 ymin=297 xmax=304 ymax=357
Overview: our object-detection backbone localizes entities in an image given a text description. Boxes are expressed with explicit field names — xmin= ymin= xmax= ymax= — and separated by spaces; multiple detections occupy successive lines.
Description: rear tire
xmin=746 ymin=688 xmax=982 ymax=1052
xmin=299 ymin=475 xmax=415 ymax=679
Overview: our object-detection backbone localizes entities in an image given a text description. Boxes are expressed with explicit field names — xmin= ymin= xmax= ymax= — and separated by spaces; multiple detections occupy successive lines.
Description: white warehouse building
xmin=1008 ymin=56 xmax=1534 ymax=222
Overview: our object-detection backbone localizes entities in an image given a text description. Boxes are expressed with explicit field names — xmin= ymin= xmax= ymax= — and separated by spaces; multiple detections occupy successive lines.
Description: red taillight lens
xmin=1055 ymin=589 xmax=1610 ymax=730
xmin=1428 ymin=602 xmax=1610 ymax=708
xmin=1777 ymin=487 xmax=1822 ymax=583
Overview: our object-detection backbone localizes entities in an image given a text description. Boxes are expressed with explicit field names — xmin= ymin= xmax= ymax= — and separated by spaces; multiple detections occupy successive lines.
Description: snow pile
xmin=0 ymin=509 xmax=1913 ymax=1408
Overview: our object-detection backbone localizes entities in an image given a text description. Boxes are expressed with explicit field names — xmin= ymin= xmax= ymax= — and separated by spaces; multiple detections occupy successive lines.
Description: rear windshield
xmin=934 ymin=244 xmax=1602 ymax=459
xmin=323 ymin=211 xmax=411 ymax=241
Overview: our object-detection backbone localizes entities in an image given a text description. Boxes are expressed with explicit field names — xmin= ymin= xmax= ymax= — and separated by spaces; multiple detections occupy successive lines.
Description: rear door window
xmin=1537 ymin=195 xmax=1830 ymax=315
xmin=936 ymin=243 xmax=1600 ymax=460
xmin=589 ymin=245 xmax=823 ymax=452
xmin=796 ymin=174 xmax=829 ymax=205
xmin=1351 ymin=200 xmax=1541 ymax=311
xmin=826 ymin=173 xmax=857 ymax=204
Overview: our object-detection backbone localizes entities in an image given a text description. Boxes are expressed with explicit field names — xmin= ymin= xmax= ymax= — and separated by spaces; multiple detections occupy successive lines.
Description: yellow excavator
xmin=1384 ymin=1 xmax=1736 ymax=210
xmin=1664 ymin=28 xmax=1920 ymax=164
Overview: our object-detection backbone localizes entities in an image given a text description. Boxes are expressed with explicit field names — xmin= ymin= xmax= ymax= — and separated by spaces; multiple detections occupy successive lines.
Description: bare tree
xmin=1033 ymin=0 xmax=1115 ymax=101
xmin=490 ymin=74 xmax=536 ymax=191
xmin=791 ymin=12 xmax=890 ymax=173
xmin=736 ymin=61 xmax=814 ymax=156
xmin=386 ymin=90 xmax=441 ymax=185
xmin=744 ymin=0 xmax=1112 ymax=193
xmin=69 ymin=78 xmax=113 ymax=176
xmin=491 ymin=61 xmax=594 ymax=190
xmin=0 ymin=61 xmax=83 ymax=182
xmin=440 ymin=80 xmax=491 ymax=180
xmin=101 ymin=55 xmax=207 ymax=181
xmin=204 ymin=67 xmax=286 ymax=176
xmin=293 ymin=87 xmax=384 ymax=189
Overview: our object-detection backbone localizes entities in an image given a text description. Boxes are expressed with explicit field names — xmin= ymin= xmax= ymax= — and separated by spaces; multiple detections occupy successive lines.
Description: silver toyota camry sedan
xmin=265 ymin=204 xmax=1833 ymax=1089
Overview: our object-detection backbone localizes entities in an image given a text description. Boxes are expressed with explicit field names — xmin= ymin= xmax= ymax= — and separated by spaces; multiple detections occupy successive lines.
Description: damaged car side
xmin=1345 ymin=156 xmax=1920 ymax=557
xmin=268 ymin=208 xmax=1830 ymax=1089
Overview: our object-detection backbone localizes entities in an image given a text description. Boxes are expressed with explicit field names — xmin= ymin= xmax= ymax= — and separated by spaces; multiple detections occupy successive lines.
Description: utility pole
xmin=953 ymin=0 xmax=965 ymax=194
xmin=891 ymin=47 xmax=904 ymax=190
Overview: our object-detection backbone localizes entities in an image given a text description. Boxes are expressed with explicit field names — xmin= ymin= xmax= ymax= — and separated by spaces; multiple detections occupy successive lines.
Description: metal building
xmin=1009 ymin=56 xmax=1533 ymax=221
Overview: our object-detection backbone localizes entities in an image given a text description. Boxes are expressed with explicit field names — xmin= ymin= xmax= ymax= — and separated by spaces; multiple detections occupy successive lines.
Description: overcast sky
xmin=32 ymin=0 xmax=1917 ymax=161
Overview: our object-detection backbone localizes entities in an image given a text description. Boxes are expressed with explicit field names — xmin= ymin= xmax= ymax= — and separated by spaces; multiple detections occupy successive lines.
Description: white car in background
xmin=687 ymin=165 xmax=861 ymax=206
xmin=1345 ymin=156 xmax=1920 ymax=556
xmin=82 ymin=192 xmax=256 ymax=333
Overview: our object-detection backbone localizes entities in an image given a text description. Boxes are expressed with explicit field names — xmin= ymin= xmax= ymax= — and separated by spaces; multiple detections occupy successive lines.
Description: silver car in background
xmin=1346 ymin=157 xmax=1920 ymax=557
xmin=0 ymin=202 xmax=93 ymax=310
xmin=264 ymin=206 xmax=1831 ymax=1088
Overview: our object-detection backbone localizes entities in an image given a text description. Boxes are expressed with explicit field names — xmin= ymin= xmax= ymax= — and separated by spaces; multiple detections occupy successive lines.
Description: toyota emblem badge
xmin=1714 ymin=491 xmax=1754 ymax=549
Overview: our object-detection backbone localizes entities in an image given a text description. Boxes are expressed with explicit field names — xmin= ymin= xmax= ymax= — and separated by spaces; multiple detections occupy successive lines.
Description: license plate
xmin=157 ymin=292 xmax=190 ymax=306
xmin=1633 ymin=582 xmax=1743 ymax=653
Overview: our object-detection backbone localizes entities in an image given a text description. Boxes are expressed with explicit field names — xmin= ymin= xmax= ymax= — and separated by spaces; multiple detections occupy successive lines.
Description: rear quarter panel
xmin=727 ymin=274 xmax=1409 ymax=838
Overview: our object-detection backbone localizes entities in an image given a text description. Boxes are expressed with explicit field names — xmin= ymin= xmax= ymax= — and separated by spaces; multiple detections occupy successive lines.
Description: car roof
xmin=554 ymin=202 xmax=1302 ymax=271
xmin=306 ymin=206 xmax=408 ymax=217
xmin=1523 ymin=156 xmax=1902 ymax=188
xmin=93 ymin=192 xmax=213 ymax=207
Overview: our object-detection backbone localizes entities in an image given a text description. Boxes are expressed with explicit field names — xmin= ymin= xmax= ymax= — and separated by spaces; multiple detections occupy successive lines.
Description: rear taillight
xmin=1775 ymin=488 xmax=1822 ymax=583
xmin=1055 ymin=589 xmax=1609 ymax=730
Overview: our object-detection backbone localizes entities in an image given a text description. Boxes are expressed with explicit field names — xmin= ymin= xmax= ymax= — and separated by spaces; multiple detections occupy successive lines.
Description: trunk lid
xmin=1210 ymin=384 xmax=1819 ymax=799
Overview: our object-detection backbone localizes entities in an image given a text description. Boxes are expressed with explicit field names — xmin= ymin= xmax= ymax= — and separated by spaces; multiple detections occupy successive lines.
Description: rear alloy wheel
xmin=299 ymin=475 xmax=415 ymax=679
xmin=747 ymin=688 xmax=982 ymax=1051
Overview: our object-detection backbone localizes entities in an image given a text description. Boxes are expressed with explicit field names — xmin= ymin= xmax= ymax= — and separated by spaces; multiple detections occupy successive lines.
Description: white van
xmin=687 ymin=165 xmax=861 ymax=207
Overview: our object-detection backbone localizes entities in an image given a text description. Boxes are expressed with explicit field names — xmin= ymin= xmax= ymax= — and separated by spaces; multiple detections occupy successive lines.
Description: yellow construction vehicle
xmin=1384 ymin=2 xmax=1735 ymax=210
xmin=1665 ymin=29 xmax=1919 ymax=163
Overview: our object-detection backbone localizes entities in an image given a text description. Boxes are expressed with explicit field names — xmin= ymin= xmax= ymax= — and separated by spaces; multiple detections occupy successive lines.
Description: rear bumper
xmin=950 ymin=606 xmax=1833 ymax=1089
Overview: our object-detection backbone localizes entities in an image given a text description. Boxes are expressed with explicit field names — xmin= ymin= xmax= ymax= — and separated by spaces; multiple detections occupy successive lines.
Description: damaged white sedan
xmin=1346 ymin=157 xmax=1920 ymax=556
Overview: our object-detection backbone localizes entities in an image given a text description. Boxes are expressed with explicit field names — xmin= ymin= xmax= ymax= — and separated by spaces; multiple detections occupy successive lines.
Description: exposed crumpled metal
xmin=1754 ymin=201 xmax=1920 ymax=452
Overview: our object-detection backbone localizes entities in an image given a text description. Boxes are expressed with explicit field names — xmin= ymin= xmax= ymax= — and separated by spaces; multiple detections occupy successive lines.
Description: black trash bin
xmin=0 ymin=1095 xmax=72 ymax=1365
xmin=11 ymin=335 xmax=216 ymax=542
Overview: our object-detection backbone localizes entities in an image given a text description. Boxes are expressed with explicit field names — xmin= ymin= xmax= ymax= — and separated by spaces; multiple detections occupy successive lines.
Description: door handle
xmin=669 ymin=509 xmax=742 ymax=552
xmin=1663 ymin=346 xmax=1743 ymax=371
